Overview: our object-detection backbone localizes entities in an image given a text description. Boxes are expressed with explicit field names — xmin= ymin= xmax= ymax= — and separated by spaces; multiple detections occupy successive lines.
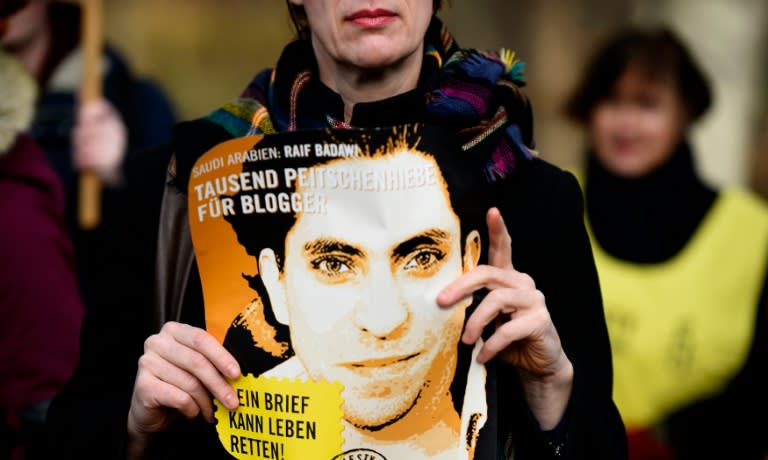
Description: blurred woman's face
xmin=589 ymin=68 xmax=688 ymax=178
xmin=290 ymin=0 xmax=433 ymax=72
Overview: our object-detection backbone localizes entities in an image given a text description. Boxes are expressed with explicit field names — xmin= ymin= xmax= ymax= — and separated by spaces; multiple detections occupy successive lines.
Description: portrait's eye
xmin=311 ymin=255 xmax=355 ymax=281
xmin=403 ymin=248 xmax=445 ymax=275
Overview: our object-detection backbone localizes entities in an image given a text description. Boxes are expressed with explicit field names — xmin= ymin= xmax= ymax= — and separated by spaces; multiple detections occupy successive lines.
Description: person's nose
xmin=614 ymin=105 xmax=642 ymax=131
xmin=353 ymin=265 xmax=409 ymax=339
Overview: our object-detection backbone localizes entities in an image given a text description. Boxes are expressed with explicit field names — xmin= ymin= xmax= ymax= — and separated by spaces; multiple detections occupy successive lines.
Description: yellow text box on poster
xmin=215 ymin=375 xmax=344 ymax=460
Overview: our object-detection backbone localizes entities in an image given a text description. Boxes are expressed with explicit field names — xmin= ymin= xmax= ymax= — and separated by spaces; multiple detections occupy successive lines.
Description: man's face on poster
xmin=261 ymin=151 xmax=480 ymax=429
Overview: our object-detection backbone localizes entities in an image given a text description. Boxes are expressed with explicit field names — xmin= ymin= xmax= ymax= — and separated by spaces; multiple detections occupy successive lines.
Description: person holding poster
xmin=45 ymin=1 xmax=627 ymax=459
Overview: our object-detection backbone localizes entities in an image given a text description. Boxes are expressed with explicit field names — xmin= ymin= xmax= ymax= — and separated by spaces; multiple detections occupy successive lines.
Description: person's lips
xmin=342 ymin=352 xmax=420 ymax=369
xmin=611 ymin=137 xmax=639 ymax=156
xmin=345 ymin=8 xmax=397 ymax=28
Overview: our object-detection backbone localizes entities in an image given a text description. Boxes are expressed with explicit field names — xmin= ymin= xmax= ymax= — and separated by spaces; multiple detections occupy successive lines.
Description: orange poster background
xmin=188 ymin=135 xmax=266 ymax=343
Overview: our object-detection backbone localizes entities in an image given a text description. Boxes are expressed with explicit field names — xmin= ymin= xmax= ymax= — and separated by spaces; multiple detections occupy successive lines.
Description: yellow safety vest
xmin=586 ymin=188 xmax=768 ymax=429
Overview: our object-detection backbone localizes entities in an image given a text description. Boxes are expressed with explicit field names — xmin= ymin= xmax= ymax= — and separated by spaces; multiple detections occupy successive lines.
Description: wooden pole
xmin=78 ymin=0 xmax=102 ymax=230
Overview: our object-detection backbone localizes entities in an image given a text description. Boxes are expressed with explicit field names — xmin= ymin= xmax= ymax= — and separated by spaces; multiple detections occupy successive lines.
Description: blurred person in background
xmin=46 ymin=0 xmax=628 ymax=458
xmin=0 ymin=1 xmax=84 ymax=458
xmin=1 ymin=0 xmax=177 ymax=314
xmin=566 ymin=26 xmax=768 ymax=460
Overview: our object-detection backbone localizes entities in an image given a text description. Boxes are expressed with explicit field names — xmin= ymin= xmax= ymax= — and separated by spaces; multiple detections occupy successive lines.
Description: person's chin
xmin=344 ymin=41 xmax=411 ymax=68
xmin=343 ymin=390 xmax=420 ymax=430
xmin=349 ymin=55 xmax=399 ymax=70
xmin=610 ymin=158 xmax=657 ymax=178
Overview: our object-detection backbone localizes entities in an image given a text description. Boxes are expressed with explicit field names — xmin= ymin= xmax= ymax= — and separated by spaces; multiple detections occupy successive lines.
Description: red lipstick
xmin=346 ymin=8 xmax=397 ymax=28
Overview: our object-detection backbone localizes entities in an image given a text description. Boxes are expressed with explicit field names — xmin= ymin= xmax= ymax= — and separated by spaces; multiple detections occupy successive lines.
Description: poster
xmin=188 ymin=125 xmax=491 ymax=460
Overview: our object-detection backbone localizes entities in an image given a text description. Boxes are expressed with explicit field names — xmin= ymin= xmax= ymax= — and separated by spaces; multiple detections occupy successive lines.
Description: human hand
xmin=73 ymin=98 xmax=127 ymax=186
xmin=437 ymin=207 xmax=572 ymax=429
xmin=127 ymin=322 xmax=241 ymax=458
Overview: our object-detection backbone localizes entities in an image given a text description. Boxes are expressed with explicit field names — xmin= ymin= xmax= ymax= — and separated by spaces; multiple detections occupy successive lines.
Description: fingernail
xmin=227 ymin=364 xmax=240 ymax=379
xmin=226 ymin=393 xmax=239 ymax=410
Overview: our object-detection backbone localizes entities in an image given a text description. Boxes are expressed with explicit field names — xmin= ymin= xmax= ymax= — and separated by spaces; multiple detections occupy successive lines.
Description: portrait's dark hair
xmin=287 ymin=0 xmax=444 ymax=40
xmin=222 ymin=125 xmax=495 ymax=393
xmin=566 ymin=26 xmax=712 ymax=124
xmin=227 ymin=126 xmax=491 ymax=278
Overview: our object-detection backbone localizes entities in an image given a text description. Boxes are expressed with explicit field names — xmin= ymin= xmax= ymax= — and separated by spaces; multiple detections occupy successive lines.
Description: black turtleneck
xmin=584 ymin=142 xmax=717 ymax=264
xmin=295 ymin=38 xmax=440 ymax=130
xmin=309 ymin=77 xmax=433 ymax=128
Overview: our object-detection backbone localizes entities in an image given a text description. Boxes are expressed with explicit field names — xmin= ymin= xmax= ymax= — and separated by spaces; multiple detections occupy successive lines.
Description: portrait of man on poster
xmin=223 ymin=133 xmax=491 ymax=460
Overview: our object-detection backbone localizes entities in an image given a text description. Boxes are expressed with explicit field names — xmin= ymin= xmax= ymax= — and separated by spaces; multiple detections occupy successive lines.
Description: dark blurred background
xmin=102 ymin=0 xmax=768 ymax=198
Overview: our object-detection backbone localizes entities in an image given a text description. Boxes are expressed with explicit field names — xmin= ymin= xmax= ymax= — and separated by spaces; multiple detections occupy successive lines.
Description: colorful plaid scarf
xmin=205 ymin=16 xmax=537 ymax=182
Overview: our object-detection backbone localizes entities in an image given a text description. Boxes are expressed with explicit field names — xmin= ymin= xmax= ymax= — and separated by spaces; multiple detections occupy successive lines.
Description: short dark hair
xmin=566 ymin=26 xmax=712 ymax=123
xmin=226 ymin=125 xmax=489 ymax=275
xmin=287 ymin=0 xmax=443 ymax=40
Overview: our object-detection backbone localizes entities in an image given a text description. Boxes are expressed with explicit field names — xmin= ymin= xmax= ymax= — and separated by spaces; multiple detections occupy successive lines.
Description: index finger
xmin=168 ymin=322 xmax=241 ymax=380
xmin=436 ymin=265 xmax=534 ymax=307
xmin=487 ymin=207 xmax=513 ymax=270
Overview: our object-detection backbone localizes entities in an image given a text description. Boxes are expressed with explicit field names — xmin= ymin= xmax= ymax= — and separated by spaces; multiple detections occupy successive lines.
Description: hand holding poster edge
xmin=437 ymin=206 xmax=574 ymax=430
